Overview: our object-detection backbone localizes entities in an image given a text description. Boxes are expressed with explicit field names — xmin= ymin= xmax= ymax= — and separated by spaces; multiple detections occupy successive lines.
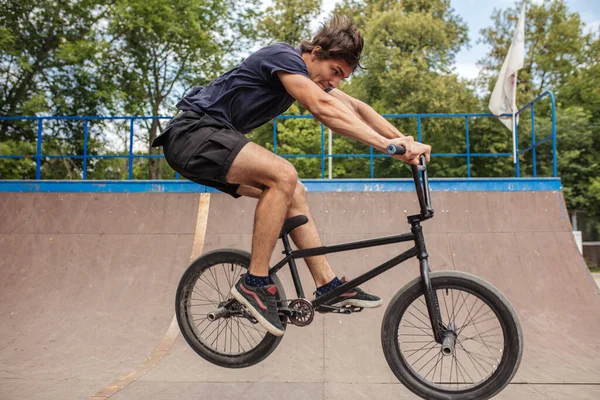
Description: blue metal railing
xmin=273 ymin=91 xmax=557 ymax=178
xmin=0 ymin=91 xmax=557 ymax=180
xmin=0 ymin=116 xmax=171 ymax=180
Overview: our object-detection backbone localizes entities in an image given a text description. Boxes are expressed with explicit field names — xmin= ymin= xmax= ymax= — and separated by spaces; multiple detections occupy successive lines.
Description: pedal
xmin=316 ymin=304 xmax=364 ymax=314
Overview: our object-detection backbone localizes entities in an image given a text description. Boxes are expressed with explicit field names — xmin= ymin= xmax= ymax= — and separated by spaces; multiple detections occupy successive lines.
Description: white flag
xmin=489 ymin=1 xmax=526 ymax=160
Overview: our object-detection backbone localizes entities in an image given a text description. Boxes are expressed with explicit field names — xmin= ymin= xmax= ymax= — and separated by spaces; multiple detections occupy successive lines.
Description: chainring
xmin=288 ymin=298 xmax=315 ymax=327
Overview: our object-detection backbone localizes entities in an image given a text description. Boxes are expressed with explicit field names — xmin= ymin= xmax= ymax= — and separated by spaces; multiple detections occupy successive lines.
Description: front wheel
xmin=175 ymin=249 xmax=287 ymax=368
xmin=381 ymin=271 xmax=523 ymax=400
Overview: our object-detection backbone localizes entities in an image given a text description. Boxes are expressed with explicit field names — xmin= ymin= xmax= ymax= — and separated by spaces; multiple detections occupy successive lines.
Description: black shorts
xmin=152 ymin=111 xmax=250 ymax=198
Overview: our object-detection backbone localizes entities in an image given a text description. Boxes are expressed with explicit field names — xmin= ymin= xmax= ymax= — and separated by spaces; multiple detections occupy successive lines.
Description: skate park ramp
xmin=1 ymin=179 xmax=599 ymax=400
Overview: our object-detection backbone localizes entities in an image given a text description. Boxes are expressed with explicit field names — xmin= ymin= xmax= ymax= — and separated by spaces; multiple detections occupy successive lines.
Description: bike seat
xmin=279 ymin=215 xmax=309 ymax=238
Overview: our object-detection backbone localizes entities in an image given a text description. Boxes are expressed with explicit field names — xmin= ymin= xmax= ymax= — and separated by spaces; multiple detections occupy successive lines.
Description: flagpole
xmin=512 ymin=74 xmax=517 ymax=164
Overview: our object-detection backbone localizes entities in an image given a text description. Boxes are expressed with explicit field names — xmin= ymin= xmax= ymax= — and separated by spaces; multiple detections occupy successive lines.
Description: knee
xmin=274 ymin=161 xmax=298 ymax=198
xmin=291 ymin=181 xmax=307 ymax=204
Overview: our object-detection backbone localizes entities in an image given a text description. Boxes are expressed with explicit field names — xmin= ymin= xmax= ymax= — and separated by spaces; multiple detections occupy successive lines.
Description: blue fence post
xmin=83 ymin=120 xmax=89 ymax=179
xmin=273 ymin=119 xmax=277 ymax=154
xmin=36 ymin=118 xmax=42 ymax=180
xmin=549 ymin=92 xmax=557 ymax=177
xmin=531 ymin=106 xmax=536 ymax=177
xmin=417 ymin=116 xmax=422 ymax=142
xmin=320 ymin=124 xmax=325 ymax=179
xmin=128 ymin=118 xmax=134 ymax=179
xmin=465 ymin=116 xmax=471 ymax=178
xmin=370 ymin=146 xmax=374 ymax=178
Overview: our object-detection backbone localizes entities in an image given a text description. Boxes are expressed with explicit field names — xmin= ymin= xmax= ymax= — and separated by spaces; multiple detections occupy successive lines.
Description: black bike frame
xmin=268 ymin=156 xmax=446 ymax=343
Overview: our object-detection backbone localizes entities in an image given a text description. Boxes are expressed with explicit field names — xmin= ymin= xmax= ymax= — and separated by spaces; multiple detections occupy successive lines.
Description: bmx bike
xmin=175 ymin=145 xmax=523 ymax=400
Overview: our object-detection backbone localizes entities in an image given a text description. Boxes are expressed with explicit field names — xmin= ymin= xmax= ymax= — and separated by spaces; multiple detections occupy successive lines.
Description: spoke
xmin=458 ymin=312 xmax=497 ymax=332
xmin=463 ymin=337 xmax=502 ymax=347
xmin=237 ymin=319 xmax=242 ymax=353
xmin=463 ymin=324 xmax=501 ymax=339
xmin=459 ymin=299 xmax=487 ymax=336
xmin=203 ymin=319 xmax=222 ymax=343
xmin=457 ymin=339 xmax=499 ymax=364
xmin=223 ymin=318 xmax=228 ymax=353
xmin=452 ymin=290 xmax=473 ymax=326
xmin=406 ymin=308 xmax=433 ymax=330
xmin=222 ymin=263 xmax=231 ymax=289
xmin=194 ymin=317 xmax=210 ymax=330
xmin=211 ymin=318 xmax=230 ymax=347
xmin=456 ymin=340 xmax=486 ymax=380
xmin=209 ymin=267 xmax=225 ymax=303
xmin=227 ymin=318 xmax=245 ymax=354
xmin=402 ymin=340 xmax=439 ymax=344
xmin=227 ymin=263 xmax=238 ymax=289
xmin=450 ymin=289 xmax=457 ymax=324
xmin=416 ymin=348 xmax=442 ymax=375
xmin=423 ymin=351 xmax=443 ymax=380
xmin=229 ymin=318 xmax=233 ymax=354
xmin=453 ymin=352 xmax=475 ymax=383
xmin=449 ymin=349 xmax=455 ymax=387
xmin=438 ymin=351 xmax=444 ymax=386
xmin=403 ymin=340 xmax=437 ymax=357
xmin=407 ymin=343 xmax=439 ymax=365
xmin=235 ymin=318 xmax=258 ymax=347
xmin=413 ymin=298 xmax=432 ymax=322
xmin=192 ymin=288 xmax=219 ymax=307
xmin=197 ymin=319 xmax=214 ymax=336
xmin=402 ymin=334 xmax=436 ymax=337
xmin=402 ymin=320 xmax=435 ymax=337
xmin=237 ymin=317 xmax=266 ymax=341
xmin=197 ymin=274 xmax=221 ymax=296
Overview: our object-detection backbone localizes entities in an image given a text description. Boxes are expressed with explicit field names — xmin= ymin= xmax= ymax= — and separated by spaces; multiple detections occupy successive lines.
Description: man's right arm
xmin=277 ymin=72 xmax=428 ymax=164
xmin=278 ymin=72 xmax=390 ymax=152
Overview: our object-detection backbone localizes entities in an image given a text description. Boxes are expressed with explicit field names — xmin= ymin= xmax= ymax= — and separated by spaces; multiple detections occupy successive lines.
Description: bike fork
xmin=412 ymin=222 xmax=445 ymax=344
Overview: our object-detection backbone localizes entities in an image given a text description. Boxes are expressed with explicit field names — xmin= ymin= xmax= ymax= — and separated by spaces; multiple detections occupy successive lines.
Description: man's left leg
xmin=237 ymin=182 xmax=382 ymax=307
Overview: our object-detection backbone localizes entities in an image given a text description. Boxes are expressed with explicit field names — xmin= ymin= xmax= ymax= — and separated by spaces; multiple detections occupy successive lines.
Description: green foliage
xmin=477 ymin=0 xmax=600 ymax=237
xmin=330 ymin=0 xmax=478 ymax=178
xmin=258 ymin=0 xmax=322 ymax=45
xmin=0 ymin=0 xmax=111 ymax=142
xmin=0 ymin=141 xmax=37 ymax=179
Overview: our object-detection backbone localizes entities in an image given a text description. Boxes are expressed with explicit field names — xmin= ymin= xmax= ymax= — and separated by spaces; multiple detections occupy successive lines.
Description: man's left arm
xmin=327 ymin=88 xmax=405 ymax=140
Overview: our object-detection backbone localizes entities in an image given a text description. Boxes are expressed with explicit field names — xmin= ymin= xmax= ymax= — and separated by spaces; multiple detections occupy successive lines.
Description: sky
xmin=314 ymin=0 xmax=600 ymax=80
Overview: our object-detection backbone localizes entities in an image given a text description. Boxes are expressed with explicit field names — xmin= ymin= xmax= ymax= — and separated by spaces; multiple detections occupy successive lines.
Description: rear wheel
xmin=381 ymin=271 xmax=523 ymax=400
xmin=175 ymin=249 xmax=287 ymax=368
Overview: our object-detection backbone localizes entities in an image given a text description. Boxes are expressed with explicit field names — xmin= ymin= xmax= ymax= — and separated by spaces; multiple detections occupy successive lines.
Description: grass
xmin=590 ymin=268 xmax=600 ymax=273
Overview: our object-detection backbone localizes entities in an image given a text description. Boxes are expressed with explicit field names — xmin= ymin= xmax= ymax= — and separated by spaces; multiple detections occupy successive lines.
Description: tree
xmin=330 ymin=0 xmax=478 ymax=178
xmin=257 ymin=0 xmax=322 ymax=45
xmin=104 ymin=0 xmax=261 ymax=179
xmin=0 ymin=0 xmax=111 ymax=128
xmin=477 ymin=0 xmax=600 ymax=232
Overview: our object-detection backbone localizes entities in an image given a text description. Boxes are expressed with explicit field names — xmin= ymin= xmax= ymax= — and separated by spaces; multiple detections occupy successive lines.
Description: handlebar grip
xmin=386 ymin=144 xmax=406 ymax=155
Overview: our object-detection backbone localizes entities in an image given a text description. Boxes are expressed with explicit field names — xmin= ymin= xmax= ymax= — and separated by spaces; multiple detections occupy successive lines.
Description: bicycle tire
xmin=381 ymin=271 xmax=523 ymax=400
xmin=176 ymin=249 xmax=287 ymax=368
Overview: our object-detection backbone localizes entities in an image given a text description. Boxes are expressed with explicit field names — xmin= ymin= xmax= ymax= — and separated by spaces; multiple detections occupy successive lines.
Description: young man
xmin=152 ymin=15 xmax=431 ymax=337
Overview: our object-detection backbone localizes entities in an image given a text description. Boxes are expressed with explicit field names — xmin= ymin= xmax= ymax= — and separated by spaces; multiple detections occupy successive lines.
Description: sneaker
xmin=230 ymin=274 xmax=285 ymax=337
xmin=317 ymin=277 xmax=383 ymax=308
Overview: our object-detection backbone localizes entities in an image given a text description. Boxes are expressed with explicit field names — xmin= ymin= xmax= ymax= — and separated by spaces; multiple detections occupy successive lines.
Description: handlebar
xmin=386 ymin=144 xmax=434 ymax=220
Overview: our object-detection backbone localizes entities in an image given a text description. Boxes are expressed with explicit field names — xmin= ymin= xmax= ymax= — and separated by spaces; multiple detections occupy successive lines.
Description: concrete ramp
xmin=0 ymin=193 xmax=204 ymax=399
xmin=1 ymin=185 xmax=599 ymax=399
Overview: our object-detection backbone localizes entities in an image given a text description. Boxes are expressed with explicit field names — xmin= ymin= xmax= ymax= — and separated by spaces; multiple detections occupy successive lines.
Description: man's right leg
xmin=226 ymin=142 xmax=298 ymax=336
xmin=226 ymin=142 xmax=299 ymax=276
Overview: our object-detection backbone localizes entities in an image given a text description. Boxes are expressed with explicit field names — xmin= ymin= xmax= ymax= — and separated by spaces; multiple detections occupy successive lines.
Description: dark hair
xmin=300 ymin=15 xmax=364 ymax=71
